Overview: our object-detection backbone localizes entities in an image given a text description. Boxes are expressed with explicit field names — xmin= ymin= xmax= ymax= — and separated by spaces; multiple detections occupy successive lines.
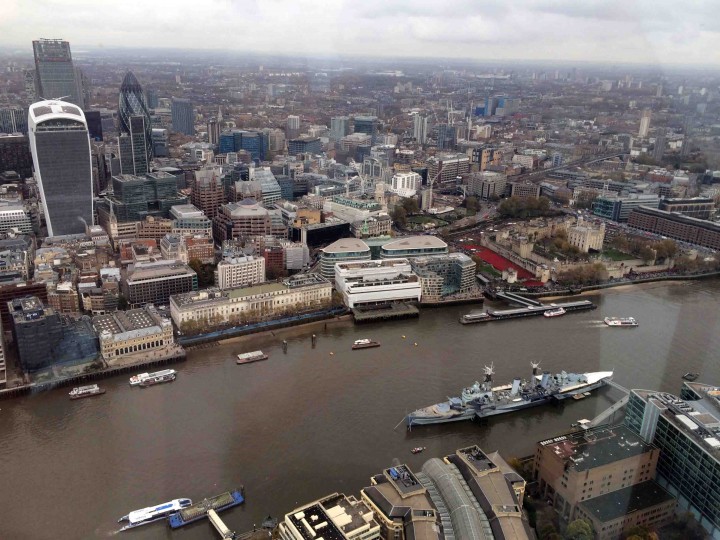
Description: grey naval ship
xmin=406 ymin=363 xmax=613 ymax=427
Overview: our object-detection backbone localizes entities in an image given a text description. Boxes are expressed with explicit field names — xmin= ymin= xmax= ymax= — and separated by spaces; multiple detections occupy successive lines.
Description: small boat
xmin=352 ymin=339 xmax=381 ymax=350
xmin=118 ymin=498 xmax=192 ymax=531
xmin=543 ymin=307 xmax=566 ymax=318
xmin=572 ymin=393 xmax=586 ymax=400
xmin=683 ymin=372 xmax=699 ymax=381
xmin=139 ymin=371 xmax=176 ymax=387
xmin=69 ymin=384 xmax=105 ymax=400
xmin=604 ymin=317 xmax=638 ymax=327
xmin=411 ymin=447 xmax=426 ymax=454
xmin=129 ymin=369 xmax=176 ymax=386
xmin=237 ymin=350 xmax=269 ymax=365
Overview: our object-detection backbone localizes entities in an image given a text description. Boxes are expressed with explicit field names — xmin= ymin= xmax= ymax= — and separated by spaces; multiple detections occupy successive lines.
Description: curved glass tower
xmin=28 ymin=100 xmax=93 ymax=236
xmin=118 ymin=71 xmax=152 ymax=174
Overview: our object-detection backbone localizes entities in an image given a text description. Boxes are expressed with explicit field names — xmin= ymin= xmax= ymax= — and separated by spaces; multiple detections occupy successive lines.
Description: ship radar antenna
xmin=531 ymin=361 xmax=541 ymax=370
xmin=483 ymin=363 xmax=495 ymax=376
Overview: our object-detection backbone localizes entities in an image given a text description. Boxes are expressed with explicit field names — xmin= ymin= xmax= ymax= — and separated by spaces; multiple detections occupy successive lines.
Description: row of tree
xmin=498 ymin=196 xmax=555 ymax=219
xmin=610 ymin=236 xmax=678 ymax=263
xmin=557 ymin=263 xmax=609 ymax=285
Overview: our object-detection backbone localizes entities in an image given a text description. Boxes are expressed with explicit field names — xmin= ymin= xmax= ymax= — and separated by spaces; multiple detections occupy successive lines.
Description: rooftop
xmin=538 ymin=424 xmax=654 ymax=472
xmin=322 ymin=238 xmax=370 ymax=255
xmin=126 ymin=260 xmax=195 ymax=282
xmin=382 ymin=236 xmax=448 ymax=251
xmin=578 ymin=481 xmax=674 ymax=523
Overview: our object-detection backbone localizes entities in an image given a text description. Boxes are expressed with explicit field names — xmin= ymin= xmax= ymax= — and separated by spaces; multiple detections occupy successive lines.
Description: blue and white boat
xmin=118 ymin=498 xmax=192 ymax=531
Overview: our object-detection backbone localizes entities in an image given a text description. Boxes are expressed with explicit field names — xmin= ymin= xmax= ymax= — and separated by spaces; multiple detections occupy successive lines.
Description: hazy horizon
xmin=4 ymin=0 xmax=720 ymax=68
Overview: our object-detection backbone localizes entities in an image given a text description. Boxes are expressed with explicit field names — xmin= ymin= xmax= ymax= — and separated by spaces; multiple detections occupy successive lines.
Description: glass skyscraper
xmin=118 ymin=71 xmax=152 ymax=174
xmin=28 ymin=100 xmax=93 ymax=236
xmin=32 ymin=39 xmax=81 ymax=106
xmin=171 ymin=97 xmax=195 ymax=136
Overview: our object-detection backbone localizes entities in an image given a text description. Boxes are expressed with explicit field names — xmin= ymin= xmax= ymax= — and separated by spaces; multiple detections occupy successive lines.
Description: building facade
xmin=171 ymin=97 xmax=194 ymax=136
xmin=390 ymin=172 xmax=421 ymax=198
xmin=28 ymin=100 xmax=93 ymax=236
xmin=319 ymin=238 xmax=371 ymax=280
xmin=628 ymin=206 xmax=720 ymax=250
xmin=215 ymin=255 xmax=266 ymax=289
xmin=335 ymin=258 xmax=422 ymax=308
xmin=124 ymin=260 xmax=197 ymax=307
xmin=380 ymin=236 xmax=448 ymax=259
xmin=118 ymin=71 xmax=153 ymax=175
xmin=567 ymin=219 xmax=606 ymax=253
xmin=409 ymin=253 xmax=477 ymax=302
xmin=32 ymin=39 xmax=80 ymax=106
xmin=170 ymin=274 xmax=331 ymax=330
xmin=93 ymin=304 xmax=174 ymax=362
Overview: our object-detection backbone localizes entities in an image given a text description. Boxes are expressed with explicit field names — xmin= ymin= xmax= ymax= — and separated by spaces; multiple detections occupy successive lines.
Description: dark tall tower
xmin=28 ymin=100 xmax=93 ymax=236
xmin=118 ymin=71 xmax=153 ymax=174
xmin=32 ymin=39 xmax=81 ymax=106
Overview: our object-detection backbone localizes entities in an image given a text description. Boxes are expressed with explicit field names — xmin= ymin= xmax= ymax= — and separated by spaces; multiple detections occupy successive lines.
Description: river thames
xmin=2 ymin=280 xmax=720 ymax=539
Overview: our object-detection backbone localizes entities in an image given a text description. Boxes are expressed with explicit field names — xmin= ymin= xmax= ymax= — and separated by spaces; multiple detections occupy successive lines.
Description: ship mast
xmin=531 ymin=361 xmax=541 ymax=385
xmin=483 ymin=363 xmax=495 ymax=390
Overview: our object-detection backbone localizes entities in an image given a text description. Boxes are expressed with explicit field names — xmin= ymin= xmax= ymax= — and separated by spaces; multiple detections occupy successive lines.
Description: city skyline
xmin=2 ymin=0 xmax=720 ymax=67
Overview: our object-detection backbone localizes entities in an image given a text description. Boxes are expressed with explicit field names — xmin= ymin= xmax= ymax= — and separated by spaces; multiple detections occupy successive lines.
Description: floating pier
xmin=168 ymin=489 xmax=244 ymax=529
xmin=352 ymin=303 xmax=419 ymax=323
xmin=460 ymin=300 xmax=596 ymax=324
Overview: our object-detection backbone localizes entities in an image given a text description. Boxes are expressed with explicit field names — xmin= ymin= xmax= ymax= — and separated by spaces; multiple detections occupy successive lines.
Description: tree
xmin=117 ymin=294 xmax=129 ymax=310
xmin=466 ymin=196 xmax=479 ymax=213
xmin=575 ymin=190 xmax=599 ymax=210
xmin=401 ymin=197 xmax=420 ymax=215
xmin=652 ymin=239 xmax=677 ymax=260
xmin=189 ymin=258 xmax=217 ymax=287
xmin=391 ymin=206 xmax=407 ymax=227
xmin=564 ymin=518 xmax=593 ymax=540
xmin=638 ymin=245 xmax=656 ymax=265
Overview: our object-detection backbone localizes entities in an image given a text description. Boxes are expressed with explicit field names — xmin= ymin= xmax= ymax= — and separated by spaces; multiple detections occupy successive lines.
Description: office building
xmin=124 ymin=259 xmax=197 ymax=307
xmin=628 ymin=206 xmax=720 ymax=250
xmin=658 ymin=197 xmax=714 ymax=220
xmin=390 ymin=172 xmax=421 ymax=198
xmin=426 ymin=154 xmax=470 ymax=184
xmin=9 ymin=296 xmax=98 ymax=372
xmin=330 ymin=116 xmax=350 ymax=141
xmin=279 ymin=493 xmax=381 ymax=540
xmin=32 ymin=39 xmax=81 ymax=106
xmin=354 ymin=116 xmax=378 ymax=144
xmin=351 ymin=215 xmax=392 ymax=239
xmin=467 ymin=171 xmax=506 ymax=200
xmin=509 ymin=182 xmax=541 ymax=199
xmin=653 ymin=135 xmax=666 ymax=162
xmin=170 ymin=274 xmax=331 ymax=330
xmin=592 ymin=194 xmax=660 ymax=222
xmin=28 ymin=100 xmax=93 ymax=236
xmin=286 ymin=115 xmax=301 ymax=139
xmin=413 ymin=114 xmax=428 ymax=144
xmin=436 ymin=124 xmax=456 ymax=150
xmin=170 ymin=204 xmax=212 ymax=238
xmin=207 ymin=118 xmax=220 ymax=146
xmin=409 ymin=253 xmax=477 ymax=302
xmin=151 ymin=128 xmax=169 ymax=157
xmin=334 ymin=258 xmax=421 ymax=308
xmin=93 ymin=304 xmax=174 ymax=363
xmin=190 ymin=166 xmax=227 ymax=219
xmin=0 ymin=134 xmax=33 ymax=178
xmin=98 ymin=172 xmax=186 ymax=224
xmin=0 ymin=107 xmax=28 ymax=134
xmin=213 ymin=199 xmax=276 ymax=242
xmin=253 ymin=167 xmax=282 ymax=205
xmin=638 ymin=109 xmax=651 ymax=138
xmin=84 ymin=110 xmax=103 ymax=142
xmin=380 ymin=236 xmax=448 ymax=259
xmin=171 ymin=97 xmax=194 ymax=135
xmin=215 ymin=255 xmax=265 ymax=289
xmin=624 ymin=382 xmax=720 ymax=537
xmin=118 ymin=71 xmax=153 ymax=175
xmin=288 ymin=137 xmax=322 ymax=156
xmin=0 ymin=204 xmax=33 ymax=234
xmin=320 ymin=238 xmax=371 ymax=280
xmin=534 ymin=424 xmax=664 ymax=524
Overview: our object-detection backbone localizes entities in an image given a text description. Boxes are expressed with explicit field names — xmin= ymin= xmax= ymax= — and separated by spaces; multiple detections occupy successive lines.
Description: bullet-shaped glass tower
xmin=118 ymin=71 xmax=153 ymax=174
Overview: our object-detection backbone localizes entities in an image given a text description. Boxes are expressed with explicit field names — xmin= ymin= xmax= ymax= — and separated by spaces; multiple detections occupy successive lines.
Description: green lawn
xmin=602 ymin=248 xmax=635 ymax=261
xmin=407 ymin=215 xmax=449 ymax=226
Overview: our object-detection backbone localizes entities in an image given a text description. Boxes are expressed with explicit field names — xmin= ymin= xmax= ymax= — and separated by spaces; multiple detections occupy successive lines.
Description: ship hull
xmin=407 ymin=375 xmax=612 ymax=426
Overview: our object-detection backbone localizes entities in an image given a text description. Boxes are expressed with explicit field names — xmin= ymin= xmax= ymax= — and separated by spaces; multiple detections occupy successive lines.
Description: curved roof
xmin=28 ymin=99 xmax=86 ymax=129
xmin=382 ymin=236 xmax=448 ymax=251
xmin=321 ymin=238 xmax=370 ymax=254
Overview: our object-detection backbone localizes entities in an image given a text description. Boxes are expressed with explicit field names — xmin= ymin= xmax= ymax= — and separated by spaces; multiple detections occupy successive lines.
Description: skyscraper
xmin=28 ymin=100 xmax=93 ymax=236
xmin=171 ymin=97 xmax=195 ymax=136
xmin=286 ymin=115 xmax=300 ymax=139
xmin=118 ymin=71 xmax=152 ymax=175
xmin=32 ymin=39 xmax=81 ymax=106
xmin=639 ymin=109 xmax=651 ymax=138
xmin=353 ymin=115 xmax=378 ymax=144
xmin=413 ymin=114 xmax=428 ymax=144
xmin=330 ymin=116 xmax=350 ymax=142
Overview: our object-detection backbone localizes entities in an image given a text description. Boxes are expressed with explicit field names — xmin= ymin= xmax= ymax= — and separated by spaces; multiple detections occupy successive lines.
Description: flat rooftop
xmin=382 ymin=236 xmax=448 ymax=251
xmin=578 ymin=481 xmax=674 ymax=522
xmin=538 ymin=424 xmax=654 ymax=472
xmin=322 ymin=238 xmax=370 ymax=254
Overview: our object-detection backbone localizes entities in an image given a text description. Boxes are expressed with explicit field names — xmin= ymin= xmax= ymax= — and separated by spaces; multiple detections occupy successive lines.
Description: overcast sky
xmin=3 ymin=0 xmax=720 ymax=66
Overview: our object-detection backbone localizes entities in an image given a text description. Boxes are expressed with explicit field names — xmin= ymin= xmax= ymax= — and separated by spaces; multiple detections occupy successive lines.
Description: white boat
xmin=129 ymin=369 xmax=176 ymax=386
xmin=237 ymin=350 xmax=269 ymax=365
xmin=69 ymin=384 xmax=105 ymax=400
xmin=118 ymin=498 xmax=192 ymax=531
xmin=604 ymin=317 xmax=638 ymax=327
xmin=352 ymin=339 xmax=380 ymax=350
xmin=139 ymin=372 xmax=176 ymax=387
xmin=543 ymin=307 xmax=566 ymax=318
